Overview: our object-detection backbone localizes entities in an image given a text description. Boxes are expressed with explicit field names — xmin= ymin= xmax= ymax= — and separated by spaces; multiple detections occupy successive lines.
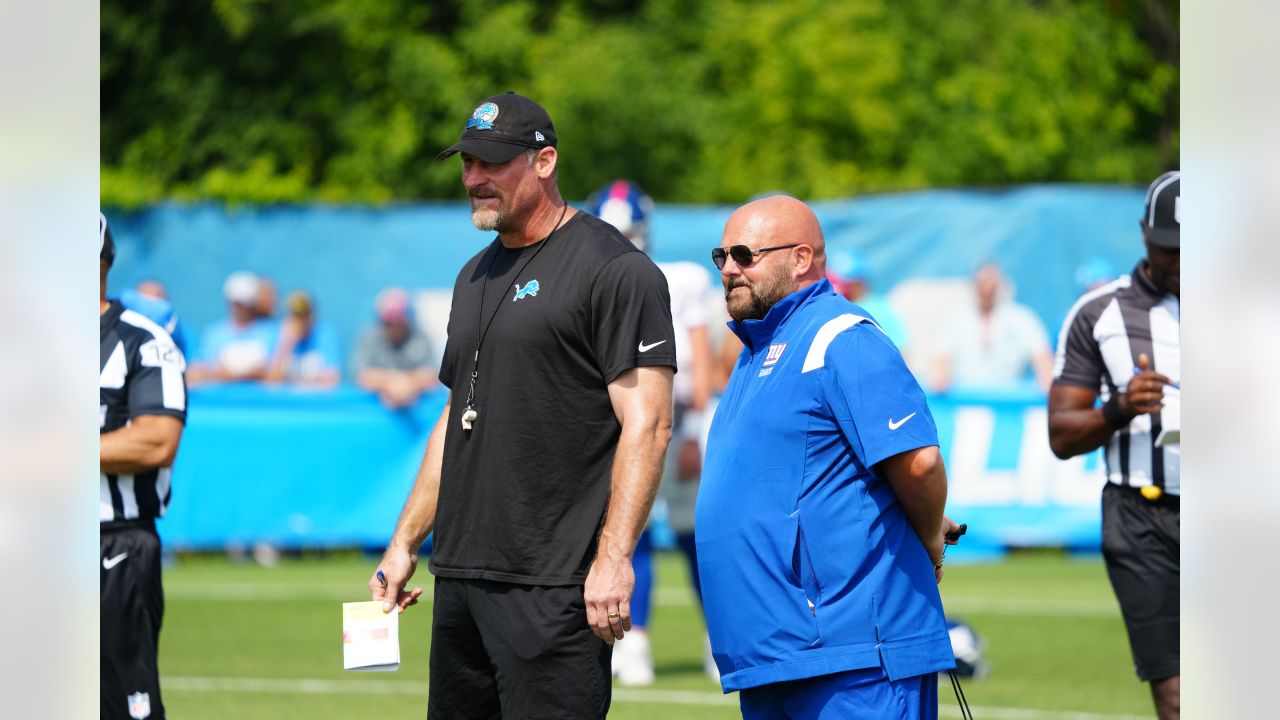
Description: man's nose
xmin=462 ymin=163 xmax=486 ymax=187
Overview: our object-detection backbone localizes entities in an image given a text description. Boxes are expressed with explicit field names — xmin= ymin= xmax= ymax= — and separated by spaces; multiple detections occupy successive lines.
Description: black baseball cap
xmin=99 ymin=212 xmax=115 ymax=268
xmin=436 ymin=92 xmax=557 ymax=164
xmin=1140 ymin=170 xmax=1179 ymax=249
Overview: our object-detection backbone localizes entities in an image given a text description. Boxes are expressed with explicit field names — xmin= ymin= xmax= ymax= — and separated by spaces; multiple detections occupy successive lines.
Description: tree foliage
xmin=101 ymin=0 xmax=1178 ymax=206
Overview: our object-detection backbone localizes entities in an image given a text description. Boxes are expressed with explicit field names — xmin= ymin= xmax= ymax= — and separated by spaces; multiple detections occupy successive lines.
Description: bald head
xmin=723 ymin=195 xmax=827 ymax=285
xmin=719 ymin=196 xmax=829 ymax=321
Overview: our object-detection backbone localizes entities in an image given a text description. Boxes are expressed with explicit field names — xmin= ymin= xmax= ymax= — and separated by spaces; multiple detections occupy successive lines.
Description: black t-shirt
xmin=429 ymin=212 xmax=677 ymax=585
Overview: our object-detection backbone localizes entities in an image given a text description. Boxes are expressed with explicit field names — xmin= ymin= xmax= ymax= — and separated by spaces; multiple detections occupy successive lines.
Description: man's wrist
xmin=594 ymin=533 xmax=634 ymax=563
xmin=1101 ymin=396 xmax=1134 ymax=429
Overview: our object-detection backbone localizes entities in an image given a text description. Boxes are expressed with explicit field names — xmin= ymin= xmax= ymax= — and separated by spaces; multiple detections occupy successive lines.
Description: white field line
xmin=165 ymin=582 xmax=1118 ymax=617
xmin=163 ymin=675 xmax=1147 ymax=719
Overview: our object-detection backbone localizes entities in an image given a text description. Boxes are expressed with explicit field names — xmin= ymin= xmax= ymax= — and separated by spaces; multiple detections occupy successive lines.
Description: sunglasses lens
xmin=730 ymin=246 xmax=755 ymax=267
xmin=711 ymin=248 xmax=727 ymax=269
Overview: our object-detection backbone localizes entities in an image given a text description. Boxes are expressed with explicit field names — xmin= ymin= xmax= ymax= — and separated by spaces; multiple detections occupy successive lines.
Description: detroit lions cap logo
xmin=466 ymin=102 xmax=500 ymax=130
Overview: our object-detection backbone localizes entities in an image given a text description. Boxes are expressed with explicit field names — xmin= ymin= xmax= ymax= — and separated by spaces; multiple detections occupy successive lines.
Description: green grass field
xmin=159 ymin=550 xmax=1152 ymax=719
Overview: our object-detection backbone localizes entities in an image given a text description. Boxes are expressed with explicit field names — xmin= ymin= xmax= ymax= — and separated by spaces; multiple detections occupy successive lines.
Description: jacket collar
xmin=728 ymin=278 xmax=834 ymax=352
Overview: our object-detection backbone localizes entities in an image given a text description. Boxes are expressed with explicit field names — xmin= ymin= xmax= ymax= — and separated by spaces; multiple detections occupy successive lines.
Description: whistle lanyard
xmin=460 ymin=204 xmax=568 ymax=431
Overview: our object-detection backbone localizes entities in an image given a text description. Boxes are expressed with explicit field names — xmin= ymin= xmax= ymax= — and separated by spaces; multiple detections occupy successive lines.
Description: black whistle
xmin=945 ymin=523 xmax=968 ymax=543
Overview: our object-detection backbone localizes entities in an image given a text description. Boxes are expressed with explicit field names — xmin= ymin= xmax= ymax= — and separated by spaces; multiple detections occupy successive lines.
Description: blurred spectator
xmin=351 ymin=288 xmax=438 ymax=408
xmin=265 ymin=290 xmax=341 ymax=388
xmin=119 ymin=285 xmax=188 ymax=355
xmin=932 ymin=263 xmax=1053 ymax=392
xmin=186 ymin=271 xmax=276 ymax=387
xmin=254 ymin=276 xmax=278 ymax=323
xmin=826 ymin=248 xmax=909 ymax=351
xmin=135 ymin=278 xmax=169 ymax=300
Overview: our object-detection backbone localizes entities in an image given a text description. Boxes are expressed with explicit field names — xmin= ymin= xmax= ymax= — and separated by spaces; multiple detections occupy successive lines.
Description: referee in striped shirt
xmin=100 ymin=213 xmax=187 ymax=720
xmin=1048 ymin=171 xmax=1180 ymax=720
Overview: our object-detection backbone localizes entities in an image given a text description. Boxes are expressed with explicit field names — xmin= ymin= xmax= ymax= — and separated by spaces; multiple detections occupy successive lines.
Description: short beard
xmin=725 ymin=263 xmax=793 ymax=321
xmin=471 ymin=206 xmax=506 ymax=232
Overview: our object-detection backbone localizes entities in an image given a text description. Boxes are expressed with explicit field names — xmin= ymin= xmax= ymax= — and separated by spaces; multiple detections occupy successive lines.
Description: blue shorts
xmin=739 ymin=666 xmax=937 ymax=720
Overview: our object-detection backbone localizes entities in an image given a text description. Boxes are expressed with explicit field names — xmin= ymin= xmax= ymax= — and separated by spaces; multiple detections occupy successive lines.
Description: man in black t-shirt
xmin=369 ymin=92 xmax=676 ymax=719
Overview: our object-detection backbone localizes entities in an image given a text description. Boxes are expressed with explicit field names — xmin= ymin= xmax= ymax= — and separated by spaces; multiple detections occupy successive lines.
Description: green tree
xmin=101 ymin=0 xmax=1178 ymax=206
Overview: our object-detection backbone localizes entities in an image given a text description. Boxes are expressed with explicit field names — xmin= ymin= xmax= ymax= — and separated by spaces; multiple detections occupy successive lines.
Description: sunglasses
xmin=711 ymin=244 xmax=801 ymax=270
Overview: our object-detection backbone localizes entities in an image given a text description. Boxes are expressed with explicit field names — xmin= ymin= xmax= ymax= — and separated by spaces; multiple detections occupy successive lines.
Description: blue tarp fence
xmin=160 ymin=383 xmax=1103 ymax=557
xmin=112 ymin=187 xmax=1138 ymax=554
xmin=108 ymin=185 xmax=1148 ymax=379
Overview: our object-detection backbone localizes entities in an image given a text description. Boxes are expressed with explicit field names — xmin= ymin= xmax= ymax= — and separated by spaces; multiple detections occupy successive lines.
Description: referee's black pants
xmin=101 ymin=522 xmax=166 ymax=720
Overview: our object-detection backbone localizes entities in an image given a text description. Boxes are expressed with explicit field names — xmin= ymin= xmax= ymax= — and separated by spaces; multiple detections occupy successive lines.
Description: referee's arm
xmin=1049 ymin=354 xmax=1171 ymax=459
xmin=100 ymin=415 xmax=184 ymax=474
xmin=1047 ymin=384 xmax=1112 ymax=459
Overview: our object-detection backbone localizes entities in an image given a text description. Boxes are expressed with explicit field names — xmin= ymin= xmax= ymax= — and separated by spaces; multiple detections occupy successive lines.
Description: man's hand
xmin=370 ymin=546 xmax=424 ymax=614
xmin=1120 ymin=353 xmax=1172 ymax=416
xmin=583 ymin=552 xmax=634 ymax=645
xmin=930 ymin=515 xmax=963 ymax=583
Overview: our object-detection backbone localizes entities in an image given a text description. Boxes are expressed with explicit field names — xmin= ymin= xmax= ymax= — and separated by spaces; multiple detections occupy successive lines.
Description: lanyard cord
xmin=461 ymin=203 xmax=569 ymax=423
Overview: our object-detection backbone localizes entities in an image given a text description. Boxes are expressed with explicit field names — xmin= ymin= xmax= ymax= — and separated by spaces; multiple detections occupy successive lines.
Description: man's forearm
xmin=883 ymin=446 xmax=948 ymax=547
xmin=596 ymin=415 xmax=671 ymax=562
xmin=100 ymin=416 xmax=183 ymax=474
xmin=1048 ymin=407 xmax=1118 ymax=459
xmin=1047 ymin=384 xmax=1128 ymax=459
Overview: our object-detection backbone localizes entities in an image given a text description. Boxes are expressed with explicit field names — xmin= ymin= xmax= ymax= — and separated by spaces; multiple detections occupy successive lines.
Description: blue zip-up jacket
xmin=697 ymin=279 xmax=954 ymax=692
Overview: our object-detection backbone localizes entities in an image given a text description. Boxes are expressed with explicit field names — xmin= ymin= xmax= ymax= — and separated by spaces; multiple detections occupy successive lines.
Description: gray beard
xmin=471 ymin=207 xmax=506 ymax=232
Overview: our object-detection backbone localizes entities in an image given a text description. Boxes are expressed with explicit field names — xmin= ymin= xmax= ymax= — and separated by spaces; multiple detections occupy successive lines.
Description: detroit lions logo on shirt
xmin=513 ymin=280 xmax=541 ymax=301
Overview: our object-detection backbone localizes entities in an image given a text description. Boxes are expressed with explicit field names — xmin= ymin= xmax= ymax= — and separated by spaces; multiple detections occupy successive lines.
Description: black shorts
xmin=428 ymin=577 xmax=611 ymax=720
xmin=101 ymin=522 xmax=166 ymax=720
xmin=1101 ymin=483 xmax=1179 ymax=682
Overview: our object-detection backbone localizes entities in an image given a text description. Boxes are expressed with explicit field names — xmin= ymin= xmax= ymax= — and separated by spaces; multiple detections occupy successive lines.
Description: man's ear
xmin=793 ymin=243 xmax=815 ymax=277
xmin=535 ymin=147 xmax=558 ymax=179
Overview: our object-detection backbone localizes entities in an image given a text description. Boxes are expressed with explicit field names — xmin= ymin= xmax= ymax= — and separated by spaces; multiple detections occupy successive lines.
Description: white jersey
xmin=657 ymin=261 xmax=713 ymax=406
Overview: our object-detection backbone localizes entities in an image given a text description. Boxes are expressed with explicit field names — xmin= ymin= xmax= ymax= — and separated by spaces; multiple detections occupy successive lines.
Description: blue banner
xmin=159 ymin=383 xmax=1102 ymax=554
xmin=930 ymin=384 xmax=1104 ymax=560
xmin=107 ymin=186 xmax=1147 ymax=384
xmin=161 ymin=386 xmax=443 ymax=549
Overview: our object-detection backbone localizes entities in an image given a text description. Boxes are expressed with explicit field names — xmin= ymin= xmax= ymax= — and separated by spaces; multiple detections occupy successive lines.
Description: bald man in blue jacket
xmin=698 ymin=196 xmax=960 ymax=719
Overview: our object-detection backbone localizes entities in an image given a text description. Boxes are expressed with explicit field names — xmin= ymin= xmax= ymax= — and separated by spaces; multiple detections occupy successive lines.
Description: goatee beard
xmin=471 ymin=207 xmax=505 ymax=232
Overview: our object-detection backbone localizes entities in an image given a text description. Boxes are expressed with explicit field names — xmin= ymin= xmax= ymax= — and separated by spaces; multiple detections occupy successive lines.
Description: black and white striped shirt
xmin=100 ymin=300 xmax=187 ymax=524
xmin=1053 ymin=262 xmax=1180 ymax=494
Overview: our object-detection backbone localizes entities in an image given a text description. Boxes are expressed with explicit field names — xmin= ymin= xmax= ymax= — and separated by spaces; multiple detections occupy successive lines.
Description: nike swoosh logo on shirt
xmin=103 ymin=553 xmax=128 ymax=570
xmin=638 ymin=340 xmax=667 ymax=352
xmin=888 ymin=413 xmax=917 ymax=431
